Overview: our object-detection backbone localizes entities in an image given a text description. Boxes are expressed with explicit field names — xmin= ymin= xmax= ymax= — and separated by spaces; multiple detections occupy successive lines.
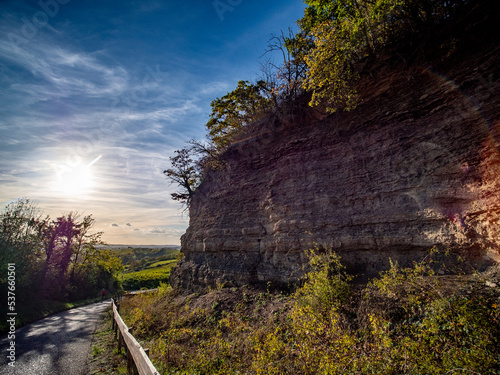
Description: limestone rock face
xmin=170 ymin=41 xmax=500 ymax=292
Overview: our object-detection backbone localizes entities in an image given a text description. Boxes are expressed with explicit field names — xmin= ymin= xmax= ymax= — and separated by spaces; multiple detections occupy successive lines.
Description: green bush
xmin=254 ymin=248 xmax=500 ymax=374
xmin=362 ymin=255 xmax=500 ymax=374
xmin=295 ymin=247 xmax=353 ymax=314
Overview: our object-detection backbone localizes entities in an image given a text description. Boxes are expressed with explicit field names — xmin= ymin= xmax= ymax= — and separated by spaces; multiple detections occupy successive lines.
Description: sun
xmin=56 ymin=166 xmax=93 ymax=196
xmin=53 ymin=155 xmax=101 ymax=197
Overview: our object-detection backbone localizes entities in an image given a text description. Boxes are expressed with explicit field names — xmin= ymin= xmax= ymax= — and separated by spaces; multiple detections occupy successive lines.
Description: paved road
xmin=0 ymin=300 xmax=109 ymax=375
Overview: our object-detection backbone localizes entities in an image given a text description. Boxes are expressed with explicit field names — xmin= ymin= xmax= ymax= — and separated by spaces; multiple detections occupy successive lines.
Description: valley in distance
xmin=98 ymin=244 xmax=180 ymax=250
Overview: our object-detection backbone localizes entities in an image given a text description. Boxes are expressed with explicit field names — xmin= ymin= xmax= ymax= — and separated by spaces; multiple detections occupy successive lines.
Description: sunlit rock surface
xmin=171 ymin=21 xmax=500 ymax=291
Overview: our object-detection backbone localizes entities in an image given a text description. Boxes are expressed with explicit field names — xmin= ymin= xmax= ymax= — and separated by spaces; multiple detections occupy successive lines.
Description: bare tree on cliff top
xmin=163 ymin=148 xmax=201 ymax=207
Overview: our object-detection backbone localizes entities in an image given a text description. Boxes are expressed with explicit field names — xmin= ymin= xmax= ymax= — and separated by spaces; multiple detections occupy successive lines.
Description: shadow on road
xmin=0 ymin=300 xmax=110 ymax=375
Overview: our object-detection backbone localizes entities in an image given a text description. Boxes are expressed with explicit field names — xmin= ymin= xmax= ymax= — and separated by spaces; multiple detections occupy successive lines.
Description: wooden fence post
xmin=127 ymin=349 xmax=139 ymax=375
xmin=111 ymin=299 xmax=159 ymax=375
xmin=118 ymin=331 xmax=123 ymax=352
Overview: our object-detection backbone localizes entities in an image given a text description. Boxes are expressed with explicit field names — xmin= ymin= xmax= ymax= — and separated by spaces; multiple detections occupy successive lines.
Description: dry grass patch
xmin=87 ymin=307 xmax=128 ymax=374
xmin=116 ymin=249 xmax=500 ymax=374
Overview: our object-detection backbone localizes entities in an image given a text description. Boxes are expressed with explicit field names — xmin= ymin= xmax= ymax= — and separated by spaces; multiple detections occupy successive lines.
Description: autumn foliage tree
xmin=0 ymin=199 xmax=123 ymax=303
xmin=206 ymin=80 xmax=273 ymax=149
xmin=296 ymin=0 xmax=471 ymax=112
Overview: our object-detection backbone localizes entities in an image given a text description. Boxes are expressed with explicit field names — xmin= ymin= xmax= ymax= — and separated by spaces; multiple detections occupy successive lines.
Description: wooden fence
xmin=112 ymin=299 xmax=159 ymax=375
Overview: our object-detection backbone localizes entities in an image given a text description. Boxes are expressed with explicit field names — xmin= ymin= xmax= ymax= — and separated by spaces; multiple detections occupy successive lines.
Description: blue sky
xmin=0 ymin=0 xmax=305 ymax=245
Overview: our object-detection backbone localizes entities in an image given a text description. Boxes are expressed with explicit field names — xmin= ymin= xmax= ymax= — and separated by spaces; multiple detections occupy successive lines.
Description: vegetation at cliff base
xmin=119 ymin=248 xmax=500 ymax=374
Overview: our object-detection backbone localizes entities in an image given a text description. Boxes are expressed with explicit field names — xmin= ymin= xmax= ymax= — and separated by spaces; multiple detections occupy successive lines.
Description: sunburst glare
xmin=53 ymin=155 xmax=101 ymax=197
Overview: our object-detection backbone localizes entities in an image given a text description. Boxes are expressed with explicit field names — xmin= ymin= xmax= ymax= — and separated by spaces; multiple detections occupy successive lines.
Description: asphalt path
xmin=0 ymin=300 xmax=109 ymax=375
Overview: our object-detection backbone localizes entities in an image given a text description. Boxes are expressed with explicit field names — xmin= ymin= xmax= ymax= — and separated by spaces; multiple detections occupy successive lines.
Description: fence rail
xmin=112 ymin=299 xmax=159 ymax=375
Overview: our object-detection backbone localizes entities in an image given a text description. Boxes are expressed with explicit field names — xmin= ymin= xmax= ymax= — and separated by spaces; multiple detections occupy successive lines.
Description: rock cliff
xmin=170 ymin=11 xmax=500 ymax=291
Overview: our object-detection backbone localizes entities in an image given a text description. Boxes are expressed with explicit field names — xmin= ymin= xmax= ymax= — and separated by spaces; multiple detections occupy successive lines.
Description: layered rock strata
xmin=171 ymin=24 xmax=500 ymax=291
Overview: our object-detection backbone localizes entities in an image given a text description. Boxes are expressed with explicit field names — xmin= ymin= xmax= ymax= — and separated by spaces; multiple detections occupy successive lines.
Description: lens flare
xmin=55 ymin=165 xmax=93 ymax=196
xmin=53 ymin=155 xmax=101 ymax=197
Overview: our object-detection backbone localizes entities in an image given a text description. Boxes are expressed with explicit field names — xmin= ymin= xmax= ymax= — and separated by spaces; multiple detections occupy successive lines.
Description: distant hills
xmin=99 ymin=244 xmax=180 ymax=250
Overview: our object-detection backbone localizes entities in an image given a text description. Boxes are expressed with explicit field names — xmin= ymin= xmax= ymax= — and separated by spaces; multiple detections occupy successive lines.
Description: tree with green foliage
xmin=0 ymin=199 xmax=46 ymax=302
xmin=165 ymin=80 xmax=275 ymax=207
xmin=206 ymin=80 xmax=272 ymax=149
xmin=69 ymin=247 xmax=123 ymax=300
xmin=300 ymin=0 xmax=406 ymax=112
xmin=295 ymin=0 xmax=470 ymax=112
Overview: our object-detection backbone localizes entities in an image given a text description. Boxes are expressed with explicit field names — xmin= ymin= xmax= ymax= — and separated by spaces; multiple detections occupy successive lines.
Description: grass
xmin=121 ymin=261 xmax=177 ymax=290
xmin=111 ymin=247 xmax=180 ymax=259
xmin=146 ymin=259 xmax=178 ymax=269
xmin=87 ymin=307 xmax=129 ymax=374
xmin=113 ymin=247 xmax=180 ymax=273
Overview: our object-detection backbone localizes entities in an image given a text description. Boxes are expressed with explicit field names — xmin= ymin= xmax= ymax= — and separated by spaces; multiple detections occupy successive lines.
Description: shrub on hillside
xmin=119 ymin=247 xmax=500 ymax=374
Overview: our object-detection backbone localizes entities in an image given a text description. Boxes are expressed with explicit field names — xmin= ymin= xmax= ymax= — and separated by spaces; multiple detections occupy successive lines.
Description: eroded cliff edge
xmin=171 ymin=13 xmax=500 ymax=291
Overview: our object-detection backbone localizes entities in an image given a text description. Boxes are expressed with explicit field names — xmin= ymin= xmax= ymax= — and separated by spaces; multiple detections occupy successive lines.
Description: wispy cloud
xmin=0 ymin=0 xmax=304 ymax=245
xmin=0 ymin=19 xmax=193 ymax=244
xmin=0 ymin=42 xmax=128 ymax=101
